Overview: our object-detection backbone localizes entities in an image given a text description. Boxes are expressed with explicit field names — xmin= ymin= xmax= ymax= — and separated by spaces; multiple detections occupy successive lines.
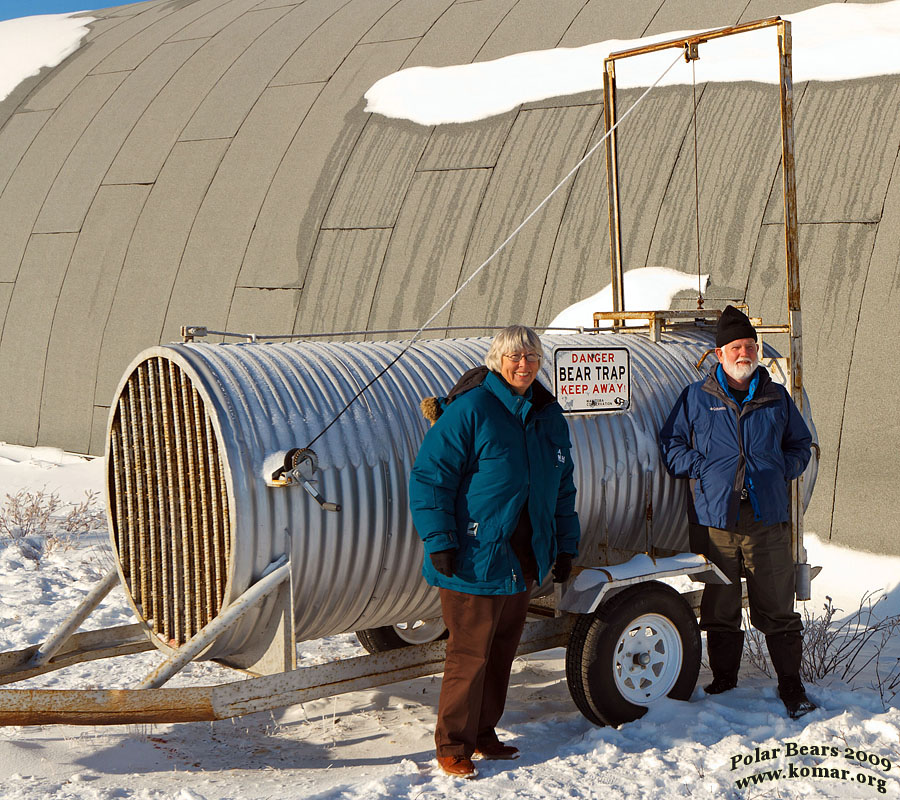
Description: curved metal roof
xmin=0 ymin=0 xmax=897 ymax=555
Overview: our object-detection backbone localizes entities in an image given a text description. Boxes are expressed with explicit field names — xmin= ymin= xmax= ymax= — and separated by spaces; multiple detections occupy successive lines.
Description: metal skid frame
xmin=0 ymin=549 xmax=748 ymax=726
xmin=0 ymin=561 xmax=573 ymax=725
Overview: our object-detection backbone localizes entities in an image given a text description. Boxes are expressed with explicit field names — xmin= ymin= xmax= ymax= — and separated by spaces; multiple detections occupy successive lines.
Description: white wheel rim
xmin=612 ymin=613 xmax=683 ymax=706
xmin=392 ymin=618 xmax=446 ymax=644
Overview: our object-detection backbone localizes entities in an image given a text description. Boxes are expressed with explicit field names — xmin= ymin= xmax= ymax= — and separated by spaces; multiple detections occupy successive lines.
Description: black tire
xmin=355 ymin=618 xmax=448 ymax=653
xmin=565 ymin=582 xmax=701 ymax=726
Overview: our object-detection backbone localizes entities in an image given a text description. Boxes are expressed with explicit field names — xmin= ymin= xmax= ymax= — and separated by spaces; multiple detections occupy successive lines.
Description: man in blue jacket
xmin=659 ymin=306 xmax=815 ymax=719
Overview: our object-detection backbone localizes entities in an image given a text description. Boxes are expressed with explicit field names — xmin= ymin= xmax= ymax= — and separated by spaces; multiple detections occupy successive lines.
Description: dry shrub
xmin=0 ymin=489 xmax=61 ymax=540
xmin=740 ymin=592 xmax=900 ymax=707
xmin=0 ymin=488 xmax=105 ymax=562
xmin=800 ymin=593 xmax=900 ymax=684
xmin=62 ymin=490 xmax=106 ymax=533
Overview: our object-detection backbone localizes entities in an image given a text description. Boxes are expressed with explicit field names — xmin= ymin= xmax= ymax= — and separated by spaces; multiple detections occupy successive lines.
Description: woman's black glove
xmin=430 ymin=548 xmax=457 ymax=577
xmin=552 ymin=552 xmax=574 ymax=583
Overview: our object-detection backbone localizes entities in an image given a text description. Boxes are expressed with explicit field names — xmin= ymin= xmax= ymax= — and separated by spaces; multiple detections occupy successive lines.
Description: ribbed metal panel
xmin=105 ymin=332 xmax=817 ymax=660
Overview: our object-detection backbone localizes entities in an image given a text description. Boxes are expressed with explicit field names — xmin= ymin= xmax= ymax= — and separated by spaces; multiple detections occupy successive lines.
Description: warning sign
xmin=553 ymin=347 xmax=630 ymax=413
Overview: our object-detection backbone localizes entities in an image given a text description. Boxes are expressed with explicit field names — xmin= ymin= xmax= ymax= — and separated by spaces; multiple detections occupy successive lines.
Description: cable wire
xmin=304 ymin=48 xmax=687 ymax=451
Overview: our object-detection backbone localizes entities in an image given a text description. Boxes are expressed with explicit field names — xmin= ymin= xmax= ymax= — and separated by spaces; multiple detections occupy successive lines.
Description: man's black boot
xmin=777 ymin=676 xmax=817 ymax=719
xmin=704 ymin=630 xmax=744 ymax=695
xmin=766 ymin=631 xmax=817 ymax=719
xmin=705 ymin=675 xmax=738 ymax=695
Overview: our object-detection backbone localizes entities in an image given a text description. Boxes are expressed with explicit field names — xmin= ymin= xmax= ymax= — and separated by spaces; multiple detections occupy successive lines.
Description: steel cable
xmin=304 ymin=48 xmax=687 ymax=451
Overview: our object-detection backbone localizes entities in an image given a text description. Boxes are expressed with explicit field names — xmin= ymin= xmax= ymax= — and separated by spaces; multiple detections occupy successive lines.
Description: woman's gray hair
xmin=485 ymin=325 xmax=543 ymax=373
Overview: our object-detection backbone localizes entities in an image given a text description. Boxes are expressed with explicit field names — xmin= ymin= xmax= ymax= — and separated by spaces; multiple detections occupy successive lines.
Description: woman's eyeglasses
xmin=503 ymin=353 xmax=541 ymax=363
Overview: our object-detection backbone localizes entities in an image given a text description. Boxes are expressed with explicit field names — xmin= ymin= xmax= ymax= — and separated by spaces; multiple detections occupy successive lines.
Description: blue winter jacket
xmin=409 ymin=369 xmax=580 ymax=595
xmin=659 ymin=365 xmax=812 ymax=530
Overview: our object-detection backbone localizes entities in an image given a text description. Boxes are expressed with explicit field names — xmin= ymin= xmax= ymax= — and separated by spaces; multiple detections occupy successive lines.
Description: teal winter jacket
xmin=409 ymin=368 xmax=580 ymax=595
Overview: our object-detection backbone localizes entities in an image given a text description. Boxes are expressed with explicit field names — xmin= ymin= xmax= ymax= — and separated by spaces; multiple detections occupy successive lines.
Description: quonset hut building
xmin=0 ymin=0 xmax=897 ymax=555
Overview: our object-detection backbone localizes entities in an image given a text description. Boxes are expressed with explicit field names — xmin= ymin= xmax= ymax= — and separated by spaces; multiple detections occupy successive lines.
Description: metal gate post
xmin=777 ymin=20 xmax=810 ymax=601
xmin=603 ymin=57 xmax=625 ymax=327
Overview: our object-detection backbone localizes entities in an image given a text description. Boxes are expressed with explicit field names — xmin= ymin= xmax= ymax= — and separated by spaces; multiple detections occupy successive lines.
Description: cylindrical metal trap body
xmin=105 ymin=332 xmax=817 ymax=661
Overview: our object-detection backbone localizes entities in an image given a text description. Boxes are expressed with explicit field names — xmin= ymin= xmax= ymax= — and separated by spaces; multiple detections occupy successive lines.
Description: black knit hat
xmin=716 ymin=305 xmax=757 ymax=347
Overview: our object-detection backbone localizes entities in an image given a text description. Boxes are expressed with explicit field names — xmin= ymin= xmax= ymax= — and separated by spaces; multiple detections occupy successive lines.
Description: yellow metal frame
xmin=600 ymin=18 xmax=809 ymax=597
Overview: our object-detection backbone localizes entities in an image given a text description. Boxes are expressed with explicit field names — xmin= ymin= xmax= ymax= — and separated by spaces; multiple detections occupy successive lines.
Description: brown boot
xmin=475 ymin=741 xmax=519 ymax=760
xmin=437 ymin=756 xmax=478 ymax=778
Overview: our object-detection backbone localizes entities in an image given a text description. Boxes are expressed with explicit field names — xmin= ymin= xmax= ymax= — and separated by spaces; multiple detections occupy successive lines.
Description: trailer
xmin=0 ymin=17 xmax=818 ymax=730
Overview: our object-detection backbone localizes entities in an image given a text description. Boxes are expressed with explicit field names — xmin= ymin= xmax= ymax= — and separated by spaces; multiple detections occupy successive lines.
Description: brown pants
xmin=700 ymin=509 xmax=801 ymax=636
xmin=435 ymin=586 xmax=531 ymax=757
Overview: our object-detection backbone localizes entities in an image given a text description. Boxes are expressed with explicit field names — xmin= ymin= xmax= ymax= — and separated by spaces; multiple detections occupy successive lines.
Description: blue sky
xmin=0 ymin=1 xmax=128 ymax=22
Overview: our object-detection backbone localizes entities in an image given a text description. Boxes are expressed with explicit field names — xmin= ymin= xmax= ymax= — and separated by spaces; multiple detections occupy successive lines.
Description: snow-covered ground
xmin=1 ymin=442 xmax=900 ymax=800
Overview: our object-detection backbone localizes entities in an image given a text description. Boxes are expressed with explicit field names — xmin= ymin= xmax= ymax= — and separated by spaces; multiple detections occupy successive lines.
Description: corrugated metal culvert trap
xmin=103 ymin=332 xmax=817 ymax=665
xmin=107 ymin=356 xmax=231 ymax=649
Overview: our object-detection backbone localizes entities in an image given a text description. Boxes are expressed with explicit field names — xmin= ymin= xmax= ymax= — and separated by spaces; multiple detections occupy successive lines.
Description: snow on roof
xmin=365 ymin=0 xmax=900 ymax=125
xmin=0 ymin=13 xmax=93 ymax=103
xmin=547 ymin=268 xmax=709 ymax=330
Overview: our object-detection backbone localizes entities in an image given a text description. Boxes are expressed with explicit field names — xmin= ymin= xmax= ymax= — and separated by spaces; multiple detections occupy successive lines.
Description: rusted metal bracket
xmin=593 ymin=309 xmax=720 ymax=343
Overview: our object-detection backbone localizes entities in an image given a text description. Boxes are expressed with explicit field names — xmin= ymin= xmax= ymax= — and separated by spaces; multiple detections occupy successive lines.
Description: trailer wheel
xmin=565 ymin=582 xmax=700 ymax=726
xmin=356 ymin=618 xmax=448 ymax=653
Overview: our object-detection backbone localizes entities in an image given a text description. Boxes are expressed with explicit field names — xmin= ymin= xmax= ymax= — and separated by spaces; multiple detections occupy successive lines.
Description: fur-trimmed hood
xmin=420 ymin=365 xmax=557 ymax=425
xmin=420 ymin=366 xmax=489 ymax=425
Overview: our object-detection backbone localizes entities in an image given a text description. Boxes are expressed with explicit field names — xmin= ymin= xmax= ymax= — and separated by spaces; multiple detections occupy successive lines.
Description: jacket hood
xmin=421 ymin=365 xmax=556 ymax=424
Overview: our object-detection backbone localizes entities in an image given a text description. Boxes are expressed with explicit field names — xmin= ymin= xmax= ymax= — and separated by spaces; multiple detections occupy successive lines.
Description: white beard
xmin=723 ymin=356 xmax=758 ymax=384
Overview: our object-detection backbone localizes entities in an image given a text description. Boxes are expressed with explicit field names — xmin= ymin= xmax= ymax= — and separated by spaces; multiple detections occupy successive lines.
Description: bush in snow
xmin=0 ymin=488 xmax=105 ymax=562
xmin=61 ymin=490 xmax=107 ymax=533
xmin=800 ymin=592 xmax=900 ymax=684
xmin=741 ymin=592 xmax=900 ymax=705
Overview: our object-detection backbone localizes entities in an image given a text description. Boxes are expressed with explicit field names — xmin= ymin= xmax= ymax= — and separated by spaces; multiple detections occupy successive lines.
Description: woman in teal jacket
xmin=409 ymin=325 xmax=579 ymax=778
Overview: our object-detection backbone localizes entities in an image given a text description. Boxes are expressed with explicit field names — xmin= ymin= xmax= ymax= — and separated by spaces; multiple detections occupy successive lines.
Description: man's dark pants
xmin=435 ymin=586 xmax=531 ymax=758
xmin=700 ymin=502 xmax=802 ymax=681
